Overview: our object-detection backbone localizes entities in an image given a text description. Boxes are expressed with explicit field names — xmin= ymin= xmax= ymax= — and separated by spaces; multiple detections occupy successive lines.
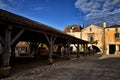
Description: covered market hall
xmin=0 ymin=9 xmax=88 ymax=77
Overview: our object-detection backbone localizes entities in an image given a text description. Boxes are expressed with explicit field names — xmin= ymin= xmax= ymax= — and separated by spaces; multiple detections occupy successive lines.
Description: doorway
xmin=109 ymin=45 xmax=116 ymax=54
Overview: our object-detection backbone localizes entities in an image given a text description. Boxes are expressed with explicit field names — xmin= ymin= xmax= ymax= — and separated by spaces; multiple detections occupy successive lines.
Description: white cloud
xmin=75 ymin=0 xmax=120 ymax=26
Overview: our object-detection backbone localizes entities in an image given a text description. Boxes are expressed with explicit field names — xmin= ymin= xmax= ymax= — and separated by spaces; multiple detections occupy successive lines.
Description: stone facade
xmin=64 ymin=25 xmax=83 ymax=38
xmin=105 ymin=25 xmax=120 ymax=55
xmin=64 ymin=23 xmax=120 ymax=55
xmin=64 ymin=25 xmax=83 ymax=51
xmin=81 ymin=24 xmax=104 ymax=52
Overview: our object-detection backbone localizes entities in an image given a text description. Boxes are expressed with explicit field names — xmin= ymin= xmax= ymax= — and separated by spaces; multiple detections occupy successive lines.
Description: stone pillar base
xmin=0 ymin=66 xmax=11 ymax=78
xmin=48 ymin=59 xmax=53 ymax=65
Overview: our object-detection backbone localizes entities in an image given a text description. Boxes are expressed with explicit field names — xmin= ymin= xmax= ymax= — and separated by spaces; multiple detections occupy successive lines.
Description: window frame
xmin=88 ymin=36 xmax=94 ymax=42
xmin=115 ymin=33 xmax=120 ymax=39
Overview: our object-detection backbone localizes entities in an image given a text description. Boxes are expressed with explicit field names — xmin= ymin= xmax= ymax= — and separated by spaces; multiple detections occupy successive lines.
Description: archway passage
xmin=92 ymin=45 xmax=101 ymax=53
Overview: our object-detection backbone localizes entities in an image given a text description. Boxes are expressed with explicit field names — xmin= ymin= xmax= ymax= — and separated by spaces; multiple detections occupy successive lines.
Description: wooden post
xmin=1 ymin=26 xmax=12 ymax=67
xmin=10 ymin=42 xmax=17 ymax=65
xmin=77 ymin=43 xmax=80 ymax=58
xmin=48 ymin=40 xmax=53 ymax=64
xmin=0 ymin=35 xmax=4 ymax=46
xmin=60 ymin=44 xmax=65 ymax=58
xmin=45 ymin=34 xmax=56 ymax=64
xmin=83 ymin=44 xmax=86 ymax=56
xmin=66 ymin=40 xmax=71 ymax=60
xmin=74 ymin=43 xmax=80 ymax=58
xmin=0 ymin=26 xmax=12 ymax=77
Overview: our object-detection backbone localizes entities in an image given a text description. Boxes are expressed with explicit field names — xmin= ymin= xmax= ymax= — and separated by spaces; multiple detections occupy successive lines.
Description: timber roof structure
xmin=0 ymin=9 xmax=88 ymax=44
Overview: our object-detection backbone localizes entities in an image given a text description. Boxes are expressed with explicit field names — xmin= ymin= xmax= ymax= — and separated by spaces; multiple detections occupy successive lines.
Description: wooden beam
xmin=45 ymin=34 xmax=56 ymax=45
xmin=10 ymin=29 xmax=25 ymax=46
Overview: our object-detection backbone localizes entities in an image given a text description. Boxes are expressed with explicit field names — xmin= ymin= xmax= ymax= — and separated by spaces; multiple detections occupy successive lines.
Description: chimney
xmin=103 ymin=21 xmax=106 ymax=28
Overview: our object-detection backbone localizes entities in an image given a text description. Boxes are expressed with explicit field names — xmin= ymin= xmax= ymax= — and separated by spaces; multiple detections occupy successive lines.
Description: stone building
xmin=81 ymin=24 xmax=104 ymax=52
xmin=64 ymin=22 xmax=120 ymax=55
xmin=64 ymin=25 xmax=83 ymax=51
xmin=64 ymin=24 xmax=104 ymax=53
xmin=105 ymin=25 xmax=120 ymax=55
xmin=64 ymin=25 xmax=83 ymax=38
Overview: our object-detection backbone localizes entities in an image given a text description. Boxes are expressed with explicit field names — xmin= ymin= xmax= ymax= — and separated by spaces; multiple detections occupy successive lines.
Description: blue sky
xmin=1 ymin=0 xmax=120 ymax=30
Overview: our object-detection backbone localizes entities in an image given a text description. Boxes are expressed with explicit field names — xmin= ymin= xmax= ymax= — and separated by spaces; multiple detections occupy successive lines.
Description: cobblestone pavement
xmin=2 ymin=54 xmax=120 ymax=80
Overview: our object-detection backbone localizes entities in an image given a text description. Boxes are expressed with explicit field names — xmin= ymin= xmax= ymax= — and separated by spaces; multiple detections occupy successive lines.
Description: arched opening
xmin=92 ymin=45 xmax=101 ymax=53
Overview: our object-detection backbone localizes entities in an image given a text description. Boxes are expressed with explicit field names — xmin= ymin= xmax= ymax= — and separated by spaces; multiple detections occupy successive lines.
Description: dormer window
xmin=70 ymin=27 xmax=74 ymax=33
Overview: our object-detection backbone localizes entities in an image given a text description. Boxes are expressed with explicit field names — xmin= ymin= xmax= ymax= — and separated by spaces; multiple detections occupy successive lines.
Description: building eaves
xmin=106 ymin=25 xmax=120 ymax=28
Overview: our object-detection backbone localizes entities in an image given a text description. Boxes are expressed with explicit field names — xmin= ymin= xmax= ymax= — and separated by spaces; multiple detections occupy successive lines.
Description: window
xmin=70 ymin=27 xmax=74 ymax=33
xmin=115 ymin=33 xmax=120 ymax=39
xmin=71 ymin=27 xmax=74 ymax=29
xmin=88 ymin=36 xmax=94 ymax=42
xmin=90 ymin=28 xmax=92 ymax=32
xmin=115 ymin=28 xmax=118 ymax=32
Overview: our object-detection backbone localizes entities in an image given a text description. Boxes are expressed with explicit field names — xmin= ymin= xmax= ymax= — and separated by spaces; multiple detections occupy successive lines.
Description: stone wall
xmin=81 ymin=25 xmax=104 ymax=52
xmin=105 ymin=27 xmax=120 ymax=55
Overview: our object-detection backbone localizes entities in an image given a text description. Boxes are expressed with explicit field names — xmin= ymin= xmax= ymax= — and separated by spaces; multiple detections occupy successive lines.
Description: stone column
xmin=106 ymin=44 xmax=109 ymax=55
xmin=115 ymin=44 xmax=119 ymax=55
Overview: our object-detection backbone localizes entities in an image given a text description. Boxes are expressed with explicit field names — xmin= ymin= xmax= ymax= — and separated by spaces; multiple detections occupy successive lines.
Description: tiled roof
xmin=64 ymin=25 xmax=83 ymax=32
xmin=107 ymin=25 xmax=120 ymax=28
xmin=0 ymin=9 xmax=88 ymax=44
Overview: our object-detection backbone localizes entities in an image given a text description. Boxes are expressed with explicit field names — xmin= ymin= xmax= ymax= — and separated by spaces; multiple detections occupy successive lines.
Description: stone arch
xmin=92 ymin=45 xmax=101 ymax=53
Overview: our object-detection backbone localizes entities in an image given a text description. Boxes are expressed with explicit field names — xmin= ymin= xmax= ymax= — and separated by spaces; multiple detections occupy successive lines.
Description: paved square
xmin=2 ymin=54 xmax=120 ymax=80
